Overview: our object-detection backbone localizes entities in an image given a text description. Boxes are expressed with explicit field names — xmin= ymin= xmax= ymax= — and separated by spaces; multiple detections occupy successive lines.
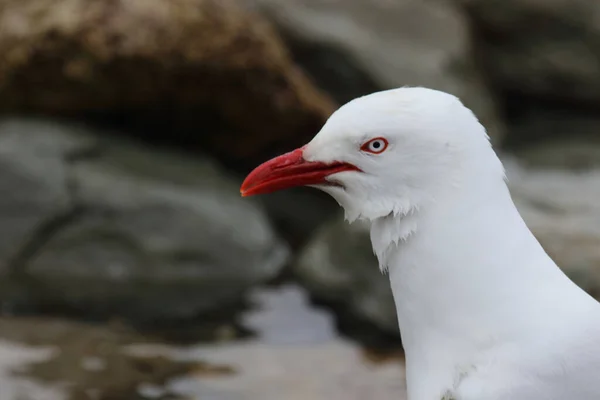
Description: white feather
xmin=305 ymin=87 xmax=600 ymax=400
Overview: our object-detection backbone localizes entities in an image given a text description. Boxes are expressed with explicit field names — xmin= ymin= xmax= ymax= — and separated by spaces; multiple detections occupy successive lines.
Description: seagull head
xmin=241 ymin=87 xmax=504 ymax=222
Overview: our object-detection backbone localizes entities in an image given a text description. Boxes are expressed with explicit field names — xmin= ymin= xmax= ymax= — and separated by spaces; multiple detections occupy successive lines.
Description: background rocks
xmin=0 ymin=0 xmax=335 ymax=170
xmin=295 ymin=218 xmax=397 ymax=336
xmin=0 ymin=119 xmax=81 ymax=273
xmin=0 ymin=118 xmax=289 ymax=322
xmin=460 ymin=0 xmax=600 ymax=149
xmin=460 ymin=0 xmax=600 ymax=104
xmin=506 ymin=159 xmax=600 ymax=298
xmin=245 ymin=0 xmax=504 ymax=142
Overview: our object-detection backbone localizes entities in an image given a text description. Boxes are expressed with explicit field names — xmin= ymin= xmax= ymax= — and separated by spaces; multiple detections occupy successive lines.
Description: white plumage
xmin=242 ymin=87 xmax=600 ymax=400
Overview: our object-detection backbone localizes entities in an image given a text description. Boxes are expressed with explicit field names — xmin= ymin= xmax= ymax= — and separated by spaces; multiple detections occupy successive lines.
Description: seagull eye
xmin=361 ymin=137 xmax=388 ymax=154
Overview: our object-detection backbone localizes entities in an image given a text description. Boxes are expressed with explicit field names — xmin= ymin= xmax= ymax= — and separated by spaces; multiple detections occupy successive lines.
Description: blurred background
xmin=0 ymin=0 xmax=599 ymax=399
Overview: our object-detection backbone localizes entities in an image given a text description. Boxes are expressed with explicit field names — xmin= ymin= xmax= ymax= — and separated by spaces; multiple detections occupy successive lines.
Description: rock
xmin=0 ymin=0 xmax=335 ymax=169
xmin=294 ymin=217 xmax=398 ymax=335
xmin=0 ymin=119 xmax=91 ymax=273
xmin=504 ymin=107 xmax=600 ymax=168
xmin=245 ymin=0 xmax=504 ymax=142
xmin=257 ymin=188 xmax=339 ymax=249
xmin=460 ymin=0 xmax=600 ymax=104
xmin=515 ymin=137 xmax=600 ymax=170
xmin=0 ymin=118 xmax=289 ymax=322
xmin=505 ymin=158 xmax=600 ymax=298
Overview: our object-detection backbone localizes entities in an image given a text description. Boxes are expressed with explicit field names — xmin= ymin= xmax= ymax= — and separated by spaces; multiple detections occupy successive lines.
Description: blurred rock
xmin=257 ymin=188 xmax=338 ymax=249
xmin=294 ymin=218 xmax=398 ymax=335
xmin=0 ymin=0 xmax=335 ymax=169
xmin=504 ymin=107 xmax=600 ymax=166
xmin=0 ymin=118 xmax=289 ymax=321
xmin=515 ymin=137 xmax=600 ymax=170
xmin=506 ymin=159 xmax=600 ymax=299
xmin=460 ymin=0 xmax=600 ymax=104
xmin=0 ymin=119 xmax=88 ymax=272
xmin=245 ymin=0 xmax=504 ymax=142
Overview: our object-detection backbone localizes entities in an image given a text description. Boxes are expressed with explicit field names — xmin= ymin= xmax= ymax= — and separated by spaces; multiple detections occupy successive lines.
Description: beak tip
xmin=240 ymin=185 xmax=253 ymax=197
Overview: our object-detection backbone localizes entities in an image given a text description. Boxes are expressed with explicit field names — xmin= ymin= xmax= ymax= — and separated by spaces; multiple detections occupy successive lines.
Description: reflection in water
xmin=241 ymin=284 xmax=337 ymax=344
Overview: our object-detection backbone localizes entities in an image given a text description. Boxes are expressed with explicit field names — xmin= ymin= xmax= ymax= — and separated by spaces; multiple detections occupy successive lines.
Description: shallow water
xmin=0 ymin=284 xmax=407 ymax=400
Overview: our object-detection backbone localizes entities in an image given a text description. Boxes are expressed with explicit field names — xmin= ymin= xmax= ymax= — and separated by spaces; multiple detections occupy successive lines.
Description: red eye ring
xmin=361 ymin=137 xmax=389 ymax=154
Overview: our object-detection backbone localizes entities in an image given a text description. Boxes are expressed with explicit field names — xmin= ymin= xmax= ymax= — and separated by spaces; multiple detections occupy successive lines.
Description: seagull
xmin=240 ymin=87 xmax=600 ymax=400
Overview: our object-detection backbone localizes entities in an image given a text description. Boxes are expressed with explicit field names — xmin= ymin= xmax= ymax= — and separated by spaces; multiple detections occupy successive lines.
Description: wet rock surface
xmin=0 ymin=285 xmax=407 ymax=400
xmin=0 ymin=119 xmax=84 ymax=273
xmin=0 ymin=118 xmax=289 ymax=322
xmin=0 ymin=316 xmax=231 ymax=400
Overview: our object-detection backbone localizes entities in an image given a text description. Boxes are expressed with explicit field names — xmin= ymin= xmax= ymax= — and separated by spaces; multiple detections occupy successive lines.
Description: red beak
xmin=240 ymin=146 xmax=360 ymax=197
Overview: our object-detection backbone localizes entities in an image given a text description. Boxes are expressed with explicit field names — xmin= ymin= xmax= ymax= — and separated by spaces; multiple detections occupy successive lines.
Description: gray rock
xmin=295 ymin=217 xmax=398 ymax=335
xmin=257 ymin=188 xmax=339 ymax=249
xmin=0 ymin=118 xmax=91 ymax=273
xmin=506 ymin=109 xmax=600 ymax=169
xmin=460 ymin=0 xmax=600 ymax=104
xmin=505 ymin=158 xmax=600 ymax=298
xmin=130 ymin=283 xmax=407 ymax=400
xmin=246 ymin=0 xmax=504 ymax=142
xmin=515 ymin=138 xmax=600 ymax=171
xmin=0 ymin=118 xmax=289 ymax=321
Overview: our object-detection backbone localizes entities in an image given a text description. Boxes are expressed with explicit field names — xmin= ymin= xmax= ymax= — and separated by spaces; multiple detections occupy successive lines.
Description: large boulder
xmin=459 ymin=0 xmax=600 ymax=105
xmin=295 ymin=158 xmax=600 ymax=335
xmin=0 ymin=0 xmax=335 ymax=169
xmin=245 ymin=0 xmax=504 ymax=142
xmin=0 ymin=118 xmax=289 ymax=321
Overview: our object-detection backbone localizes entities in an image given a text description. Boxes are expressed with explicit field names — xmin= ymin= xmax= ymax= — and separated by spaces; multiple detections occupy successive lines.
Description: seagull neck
xmin=370 ymin=174 xmax=578 ymax=397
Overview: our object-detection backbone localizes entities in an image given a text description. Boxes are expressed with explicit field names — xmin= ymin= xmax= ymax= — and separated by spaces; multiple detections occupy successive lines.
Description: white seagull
xmin=240 ymin=87 xmax=600 ymax=400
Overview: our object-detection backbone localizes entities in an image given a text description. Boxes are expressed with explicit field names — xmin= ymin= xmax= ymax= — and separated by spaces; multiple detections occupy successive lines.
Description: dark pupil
xmin=372 ymin=141 xmax=381 ymax=149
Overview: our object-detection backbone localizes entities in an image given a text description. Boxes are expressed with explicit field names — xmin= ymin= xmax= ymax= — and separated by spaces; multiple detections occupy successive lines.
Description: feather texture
xmin=303 ymin=87 xmax=600 ymax=400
